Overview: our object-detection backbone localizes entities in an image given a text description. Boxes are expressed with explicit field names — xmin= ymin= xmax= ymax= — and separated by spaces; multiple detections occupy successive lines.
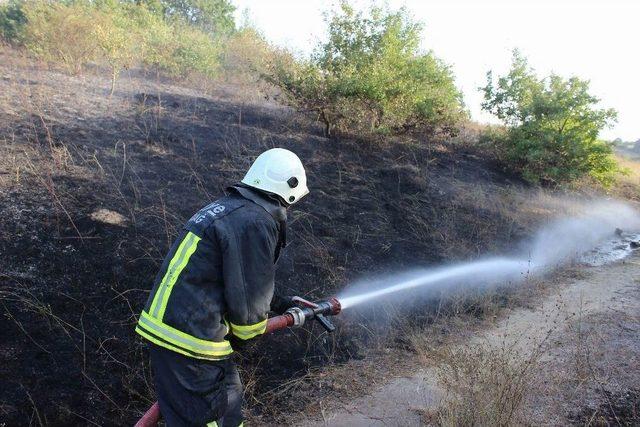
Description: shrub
xmin=160 ymin=0 xmax=235 ymax=36
xmin=481 ymin=50 xmax=620 ymax=187
xmin=265 ymin=2 xmax=465 ymax=137
xmin=220 ymin=26 xmax=271 ymax=83
xmin=433 ymin=342 xmax=543 ymax=427
xmin=21 ymin=1 xmax=99 ymax=74
xmin=92 ymin=5 xmax=141 ymax=94
xmin=266 ymin=51 xmax=334 ymax=133
xmin=169 ymin=23 xmax=221 ymax=79
xmin=141 ymin=19 xmax=222 ymax=79
xmin=0 ymin=0 xmax=27 ymax=44
xmin=8 ymin=1 xmax=225 ymax=85
xmin=131 ymin=6 xmax=177 ymax=74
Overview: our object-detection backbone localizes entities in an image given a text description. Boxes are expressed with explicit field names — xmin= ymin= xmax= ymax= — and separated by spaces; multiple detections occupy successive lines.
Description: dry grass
xmin=407 ymin=286 xmax=559 ymax=427
xmin=427 ymin=340 xmax=546 ymax=427
xmin=397 ymin=269 xmax=585 ymax=427
xmin=611 ymin=155 xmax=640 ymax=201
xmin=563 ymin=306 xmax=640 ymax=425
xmin=407 ymin=266 xmax=639 ymax=427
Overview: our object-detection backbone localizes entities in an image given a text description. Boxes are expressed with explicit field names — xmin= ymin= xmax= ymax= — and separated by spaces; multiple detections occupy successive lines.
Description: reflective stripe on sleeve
xmin=230 ymin=319 xmax=268 ymax=340
xmin=149 ymin=231 xmax=201 ymax=319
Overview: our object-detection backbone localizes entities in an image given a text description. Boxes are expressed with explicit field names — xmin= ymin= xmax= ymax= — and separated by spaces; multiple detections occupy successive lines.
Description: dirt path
xmin=302 ymin=254 xmax=640 ymax=426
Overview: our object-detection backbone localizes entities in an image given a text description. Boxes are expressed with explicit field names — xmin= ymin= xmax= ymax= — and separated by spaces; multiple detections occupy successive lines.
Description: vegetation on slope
xmin=265 ymin=2 xmax=466 ymax=137
xmin=0 ymin=0 xmax=254 ymax=92
xmin=1 ymin=1 xmax=624 ymax=191
xmin=481 ymin=50 xmax=621 ymax=187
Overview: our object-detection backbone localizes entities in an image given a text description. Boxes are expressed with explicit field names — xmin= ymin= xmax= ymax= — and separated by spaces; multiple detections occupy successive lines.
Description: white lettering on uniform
xmin=194 ymin=203 xmax=225 ymax=223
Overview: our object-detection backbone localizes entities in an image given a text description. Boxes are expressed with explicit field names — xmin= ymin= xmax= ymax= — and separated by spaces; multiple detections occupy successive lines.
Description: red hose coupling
xmin=327 ymin=297 xmax=341 ymax=315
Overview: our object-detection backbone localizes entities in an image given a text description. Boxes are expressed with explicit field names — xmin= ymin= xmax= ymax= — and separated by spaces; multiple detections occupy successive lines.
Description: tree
xmin=0 ymin=0 xmax=27 ymax=44
xmin=21 ymin=1 xmax=100 ymax=74
xmin=266 ymin=1 xmax=465 ymax=137
xmin=160 ymin=0 xmax=235 ymax=36
xmin=481 ymin=50 xmax=620 ymax=186
xmin=93 ymin=6 xmax=140 ymax=95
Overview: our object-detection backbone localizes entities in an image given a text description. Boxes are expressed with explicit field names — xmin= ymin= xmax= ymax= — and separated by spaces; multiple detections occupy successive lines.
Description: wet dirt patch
xmin=580 ymin=231 xmax=640 ymax=266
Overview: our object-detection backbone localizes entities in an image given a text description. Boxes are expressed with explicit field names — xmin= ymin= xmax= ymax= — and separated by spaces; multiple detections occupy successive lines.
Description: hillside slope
xmin=0 ymin=47 xmax=571 ymax=425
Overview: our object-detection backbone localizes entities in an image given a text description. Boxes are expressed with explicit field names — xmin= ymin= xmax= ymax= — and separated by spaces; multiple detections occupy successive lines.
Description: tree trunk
xmin=320 ymin=109 xmax=332 ymax=138
xmin=109 ymin=66 xmax=118 ymax=97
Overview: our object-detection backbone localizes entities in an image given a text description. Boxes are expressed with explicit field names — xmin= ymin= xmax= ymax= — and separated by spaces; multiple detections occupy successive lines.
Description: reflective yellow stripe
xmin=136 ymin=326 xmax=197 ymax=358
xmin=149 ymin=233 xmax=194 ymax=315
xmin=206 ymin=421 xmax=218 ymax=427
xmin=149 ymin=232 xmax=201 ymax=319
xmin=136 ymin=326 xmax=228 ymax=361
xmin=138 ymin=311 xmax=232 ymax=356
xmin=230 ymin=319 xmax=268 ymax=340
xmin=135 ymin=323 xmax=233 ymax=359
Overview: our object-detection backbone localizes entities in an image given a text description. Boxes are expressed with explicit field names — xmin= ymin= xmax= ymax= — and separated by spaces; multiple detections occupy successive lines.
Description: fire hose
xmin=134 ymin=297 xmax=341 ymax=427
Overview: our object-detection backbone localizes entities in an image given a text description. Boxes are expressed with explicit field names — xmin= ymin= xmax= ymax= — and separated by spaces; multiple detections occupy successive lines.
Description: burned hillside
xmin=1 ymin=48 xmax=544 ymax=425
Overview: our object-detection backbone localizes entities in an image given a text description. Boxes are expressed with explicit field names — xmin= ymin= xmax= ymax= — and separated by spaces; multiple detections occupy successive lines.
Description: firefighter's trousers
xmin=150 ymin=345 xmax=243 ymax=427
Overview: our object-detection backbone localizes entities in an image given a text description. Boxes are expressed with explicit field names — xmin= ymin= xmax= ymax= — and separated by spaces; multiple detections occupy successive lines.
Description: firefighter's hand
xmin=270 ymin=294 xmax=296 ymax=315
xmin=229 ymin=335 xmax=254 ymax=352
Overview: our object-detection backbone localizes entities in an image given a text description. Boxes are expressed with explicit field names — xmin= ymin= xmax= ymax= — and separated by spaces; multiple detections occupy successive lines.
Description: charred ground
xmin=1 ymin=47 xmax=553 ymax=425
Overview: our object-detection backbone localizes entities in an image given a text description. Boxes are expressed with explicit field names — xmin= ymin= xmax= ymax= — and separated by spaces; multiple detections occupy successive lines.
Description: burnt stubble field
xmin=1 ymin=47 xmax=540 ymax=425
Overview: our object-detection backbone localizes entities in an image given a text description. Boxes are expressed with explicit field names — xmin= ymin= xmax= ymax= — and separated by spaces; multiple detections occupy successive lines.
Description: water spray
xmin=338 ymin=200 xmax=640 ymax=310
xmin=338 ymin=258 xmax=533 ymax=309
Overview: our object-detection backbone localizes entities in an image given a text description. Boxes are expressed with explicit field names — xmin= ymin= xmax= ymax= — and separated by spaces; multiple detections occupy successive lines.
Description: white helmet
xmin=241 ymin=148 xmax=309 ymax=204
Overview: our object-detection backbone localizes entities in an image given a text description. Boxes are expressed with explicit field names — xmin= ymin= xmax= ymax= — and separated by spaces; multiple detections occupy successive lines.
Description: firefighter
xmin=135 ymin=148 xmax=309 ymax=427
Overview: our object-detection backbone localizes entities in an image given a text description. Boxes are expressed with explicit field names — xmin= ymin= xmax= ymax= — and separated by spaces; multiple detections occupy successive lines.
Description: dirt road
xmin=302 ymin=253 xmax=640 ymax=426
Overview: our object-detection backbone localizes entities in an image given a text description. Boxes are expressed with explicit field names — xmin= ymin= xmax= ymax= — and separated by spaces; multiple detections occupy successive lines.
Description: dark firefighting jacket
xmin=136 ymin=186 xmax=287 ymax=360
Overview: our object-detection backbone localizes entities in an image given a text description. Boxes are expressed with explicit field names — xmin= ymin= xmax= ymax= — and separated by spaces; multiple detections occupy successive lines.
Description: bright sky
xmin=233 ymin=0 xmax=639 ymax=141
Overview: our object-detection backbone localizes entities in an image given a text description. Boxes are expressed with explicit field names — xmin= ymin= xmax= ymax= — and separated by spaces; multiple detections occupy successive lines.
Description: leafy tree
xmin=481 ymin=50 xmax=620 ymax=186
xmin=21 ymin=1 xmax=99 ymax=74
xmin=160 ymin=0 xmax=235 ymax=36
xmin=220 ymin=25 xmax=272 ymax=83
xmin=266 ymin=2 xmax=465 ymax=137
xmin=0 ymin=0 xmax=27 ymax=44
xmin=93 ymin=6 xmax=140 ymax=94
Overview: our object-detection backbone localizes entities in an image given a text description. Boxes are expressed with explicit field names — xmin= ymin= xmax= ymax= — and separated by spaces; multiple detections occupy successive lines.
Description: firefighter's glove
xmin=270 ymin=294 xmax=296 ymax=315
xmin=229 ymin=334 xmax=254 ymax=352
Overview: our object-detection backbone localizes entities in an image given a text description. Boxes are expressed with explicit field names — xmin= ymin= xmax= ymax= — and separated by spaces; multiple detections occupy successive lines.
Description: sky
xmin=232 ymin=0 xmax=639 ymax=141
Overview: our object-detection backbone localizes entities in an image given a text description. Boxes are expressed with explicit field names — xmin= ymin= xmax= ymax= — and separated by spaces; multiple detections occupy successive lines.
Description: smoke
xmin=338 ymin=199 xmax=640 ymax=309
